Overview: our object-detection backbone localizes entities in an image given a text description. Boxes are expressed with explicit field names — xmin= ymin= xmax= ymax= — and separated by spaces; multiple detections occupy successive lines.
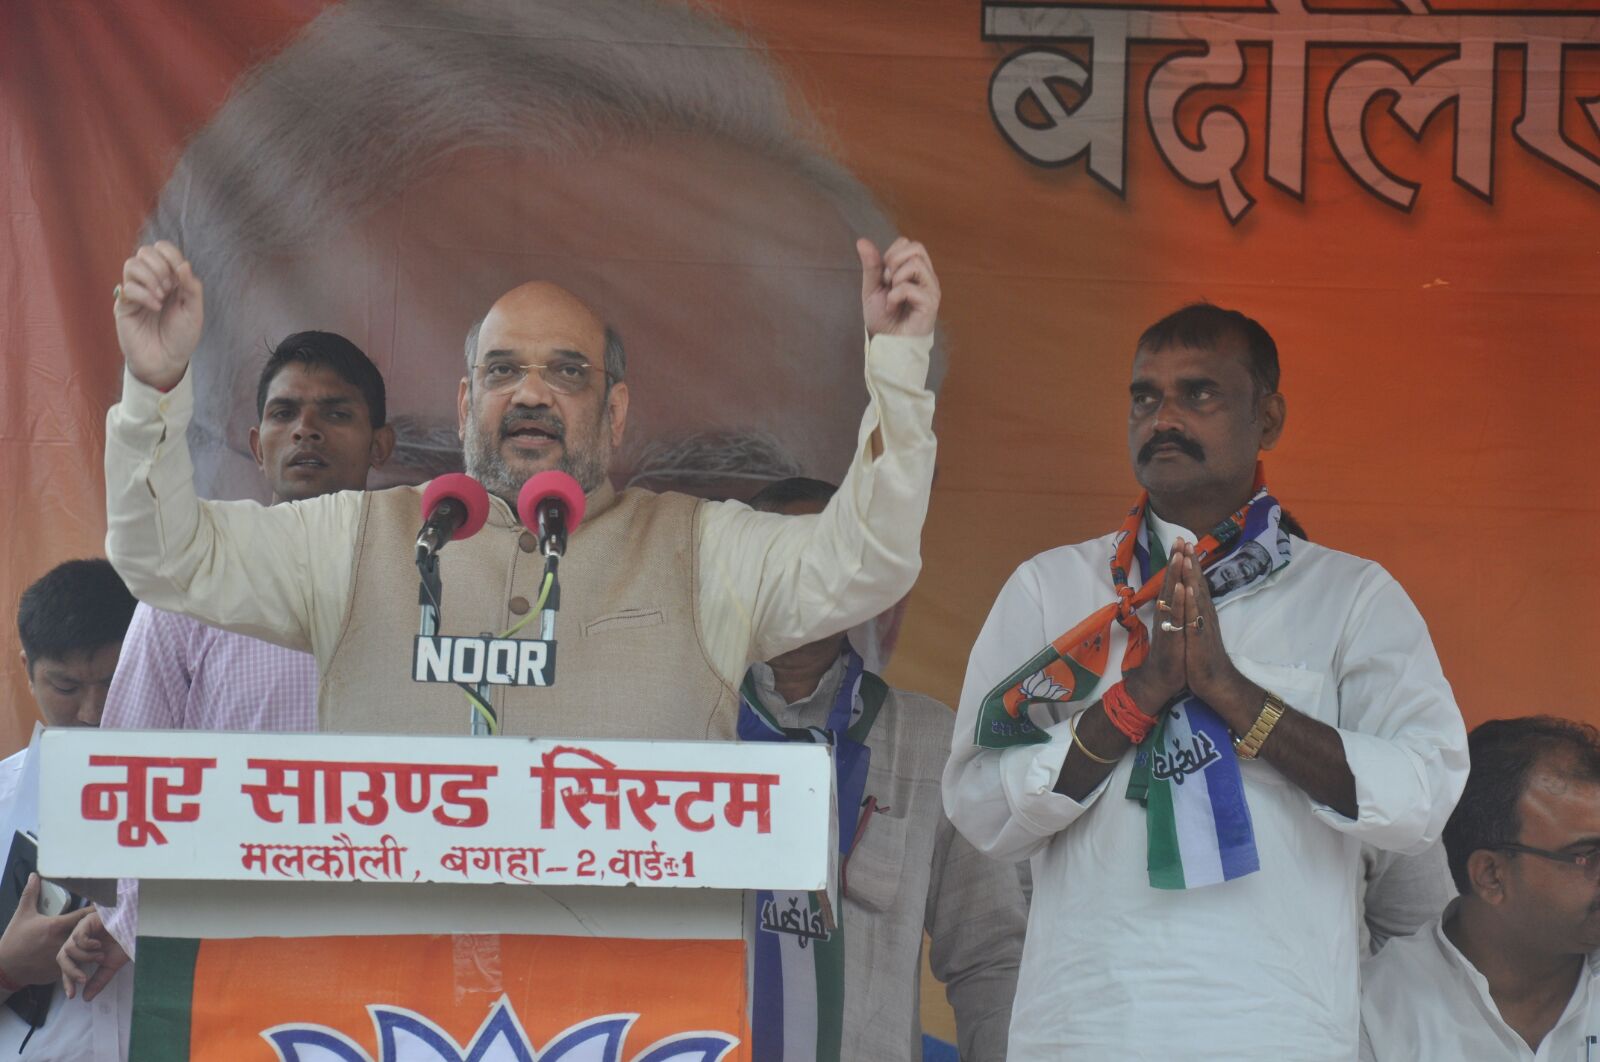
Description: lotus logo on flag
xmin=264 ymin=998 xmax=738 ymax=1062
xmin=1019 ymin=670 xmax=1069 ymax=702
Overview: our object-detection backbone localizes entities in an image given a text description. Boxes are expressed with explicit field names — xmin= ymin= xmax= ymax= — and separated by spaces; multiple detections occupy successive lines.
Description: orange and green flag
xmin=132 ymin=934 xmax=747 ymax=1061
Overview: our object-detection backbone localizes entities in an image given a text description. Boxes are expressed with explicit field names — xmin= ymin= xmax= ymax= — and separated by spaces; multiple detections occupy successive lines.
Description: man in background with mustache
xmin=944 ymin=304 xmax=1468 ymax=1060
xmin=1360 ymin=717 xmax=1600 ymax=1060
xmin=102 ymin=235 xmax=937 ymax=740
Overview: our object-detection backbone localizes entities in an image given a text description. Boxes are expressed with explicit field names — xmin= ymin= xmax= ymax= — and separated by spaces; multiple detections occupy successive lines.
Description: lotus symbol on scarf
xmin=264 ymin=998 xmax=737 ymax=1062
xmin=1019 ymin=670 xmax=1069 ymax=702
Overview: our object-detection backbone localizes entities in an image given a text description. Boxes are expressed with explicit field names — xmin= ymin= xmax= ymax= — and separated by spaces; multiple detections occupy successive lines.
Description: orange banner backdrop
xmin=2 ymin=0 xmax=1598 ymax=753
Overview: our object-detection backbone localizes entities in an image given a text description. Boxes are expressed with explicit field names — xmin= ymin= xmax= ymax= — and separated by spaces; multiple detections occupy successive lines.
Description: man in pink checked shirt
xmin=56 ymin=331 xmax=394 ymax=1010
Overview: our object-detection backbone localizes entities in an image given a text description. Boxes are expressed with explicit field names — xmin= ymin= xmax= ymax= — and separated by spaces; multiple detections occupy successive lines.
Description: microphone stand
xmin=466 ymin=644 xmax=494 ymax=737
xmin=539 ymin=550 xmax=562 ymax=653
xmin=416 ymin=550 xmax=496 ymax=737
xmin=416 ymin=552 xmax=442 ymax=641
xmin=536 ymin=501 xmax=566 ymax=677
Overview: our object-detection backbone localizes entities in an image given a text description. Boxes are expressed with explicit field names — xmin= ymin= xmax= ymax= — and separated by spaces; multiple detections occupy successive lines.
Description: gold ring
xmin=1189 ymin=615 xmax=1206 ymax=631
xmin=1156 ymin=599 xmax=1172 ymax=613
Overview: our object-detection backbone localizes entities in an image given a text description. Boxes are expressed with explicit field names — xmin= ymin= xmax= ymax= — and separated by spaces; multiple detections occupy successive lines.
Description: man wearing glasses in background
xmin=1361 ymin=717 xmax=1600 ymax=1060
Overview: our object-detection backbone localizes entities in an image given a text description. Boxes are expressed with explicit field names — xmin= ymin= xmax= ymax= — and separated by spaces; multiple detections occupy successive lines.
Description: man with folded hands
xmin=944 ymin=303 xmax=1468 ymax=1061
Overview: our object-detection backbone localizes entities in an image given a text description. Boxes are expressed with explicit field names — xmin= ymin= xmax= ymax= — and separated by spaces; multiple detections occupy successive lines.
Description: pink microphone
xmin=517 ymin=471 xmax=586 ymax=556
xmin=416 ymin=473 xmax=490 ymax=564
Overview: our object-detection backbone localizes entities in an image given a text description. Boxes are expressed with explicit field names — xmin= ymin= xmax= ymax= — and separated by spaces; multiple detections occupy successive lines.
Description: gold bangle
xmin=1069 ymin=711 xmax=1119 ymax=765
xmin=1235 ymin=691 xmax=1287 ymax=760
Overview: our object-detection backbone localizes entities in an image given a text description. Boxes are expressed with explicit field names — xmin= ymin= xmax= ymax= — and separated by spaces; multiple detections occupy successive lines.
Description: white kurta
xmin=943 ymin=514 xmax=1469 ymax=1062
xmin=1361 ymin=906 xmax=1600 ymax=1061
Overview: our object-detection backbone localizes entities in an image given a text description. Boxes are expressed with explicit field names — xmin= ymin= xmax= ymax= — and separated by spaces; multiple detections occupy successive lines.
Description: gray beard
xmin=463 ymin=413 xmax=611 ymax=505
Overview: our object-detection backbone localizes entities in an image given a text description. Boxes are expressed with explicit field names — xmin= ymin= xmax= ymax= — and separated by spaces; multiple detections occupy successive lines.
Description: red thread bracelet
xmin=1102 ymin=681 xmax=1158 ymax=745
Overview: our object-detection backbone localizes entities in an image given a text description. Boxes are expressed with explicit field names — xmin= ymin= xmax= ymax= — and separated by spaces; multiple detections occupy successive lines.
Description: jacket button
xmin=509 ymin=596 xmax=530 ymax=615
xmin=518 ymin=531 xmax=537 ymax=553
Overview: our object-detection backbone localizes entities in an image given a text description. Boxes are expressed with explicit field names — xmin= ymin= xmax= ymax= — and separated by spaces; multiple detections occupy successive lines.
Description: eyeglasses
xmin=472 ymin=358 xmax=614 ymax=396
xmin=1485 ymin=842 xmax=1600 ymax=880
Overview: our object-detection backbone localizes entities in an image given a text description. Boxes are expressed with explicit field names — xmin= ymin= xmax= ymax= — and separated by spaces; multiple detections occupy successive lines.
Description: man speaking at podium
xmin=103 ymin=237 xmax=938 ymax=738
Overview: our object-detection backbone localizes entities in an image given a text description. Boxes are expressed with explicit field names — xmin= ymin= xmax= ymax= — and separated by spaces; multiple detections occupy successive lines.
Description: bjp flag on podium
xmin=130 ymin=934 xmax=747 ymax=1062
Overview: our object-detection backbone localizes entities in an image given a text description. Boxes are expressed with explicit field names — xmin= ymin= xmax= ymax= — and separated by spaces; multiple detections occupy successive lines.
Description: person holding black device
xmin=2 ymin=559 xmax=137 ymax=1059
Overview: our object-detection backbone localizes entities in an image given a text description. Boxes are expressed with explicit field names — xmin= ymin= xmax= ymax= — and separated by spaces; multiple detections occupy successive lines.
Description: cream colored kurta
xmin=103 ymin=334 xmax=935 ymax=734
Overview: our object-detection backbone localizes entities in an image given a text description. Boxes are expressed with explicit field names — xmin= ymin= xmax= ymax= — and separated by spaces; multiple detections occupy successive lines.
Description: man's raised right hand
xmin=114 ymin=240 xmax=203 ymax=391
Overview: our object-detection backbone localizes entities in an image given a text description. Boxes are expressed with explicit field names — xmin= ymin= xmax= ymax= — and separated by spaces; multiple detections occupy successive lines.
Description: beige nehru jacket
xmin=103 ymin=334 xmax=936 ymax=735
xmin=323 ymin=484 xmax=730 ymax=737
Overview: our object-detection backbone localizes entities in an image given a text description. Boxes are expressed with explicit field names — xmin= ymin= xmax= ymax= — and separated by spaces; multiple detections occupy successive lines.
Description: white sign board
xmin=38 ymin=730 xmax=832 ymax=892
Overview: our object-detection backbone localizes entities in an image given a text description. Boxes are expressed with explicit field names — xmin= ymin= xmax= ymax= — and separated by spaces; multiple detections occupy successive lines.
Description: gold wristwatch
xmin=1234 ymin=691 xmax=1287 ymax=760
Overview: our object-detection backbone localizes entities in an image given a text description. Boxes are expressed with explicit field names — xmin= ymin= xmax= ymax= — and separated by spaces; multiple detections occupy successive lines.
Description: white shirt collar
xmin=1432 ymin=899 xmax=1600 ymax=1038
xmin=1144 ymin=506 xmax=1197 ymax=560
xmin=1136 ymin=508 xmax=1189 ymax=599
xmin=747 ymin=654 xmax=847 ymax=726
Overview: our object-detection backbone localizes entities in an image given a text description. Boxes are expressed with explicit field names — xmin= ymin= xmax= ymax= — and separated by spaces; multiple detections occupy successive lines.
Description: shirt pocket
xmin=1232 ymin=656 xmax=1328 ymax=719
xmin=582 ymin=608 xmax=665 ymax=636
xmin=843 ymin=803 xmax=909 ymax=914
xmin=1230 ymin=656 xmax=1329 ymax=788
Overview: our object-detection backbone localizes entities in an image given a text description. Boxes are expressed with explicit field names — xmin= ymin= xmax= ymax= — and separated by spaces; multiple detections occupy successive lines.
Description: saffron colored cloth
xmin=1361 ymin=903 xmax=1600 ymax=1061
xmin=974 ymin=480 xmax=1289 ymax=889
xmin=1119 ymin=491 xmax=1286 ymax=890
xmin=943 ymin=508 xmax=1468 ymax=1062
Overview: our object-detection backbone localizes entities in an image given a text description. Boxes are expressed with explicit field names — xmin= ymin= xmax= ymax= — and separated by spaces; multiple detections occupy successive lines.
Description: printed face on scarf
xmin=1207 ymin=542 xmax=1273 ymax=595
xmin=1127 ymin=339 xmax=1285 ymax=518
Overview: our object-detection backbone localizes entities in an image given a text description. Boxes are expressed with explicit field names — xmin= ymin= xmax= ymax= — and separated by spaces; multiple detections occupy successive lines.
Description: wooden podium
xmin=37 ymin=729 xmax=834 ymax=1061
